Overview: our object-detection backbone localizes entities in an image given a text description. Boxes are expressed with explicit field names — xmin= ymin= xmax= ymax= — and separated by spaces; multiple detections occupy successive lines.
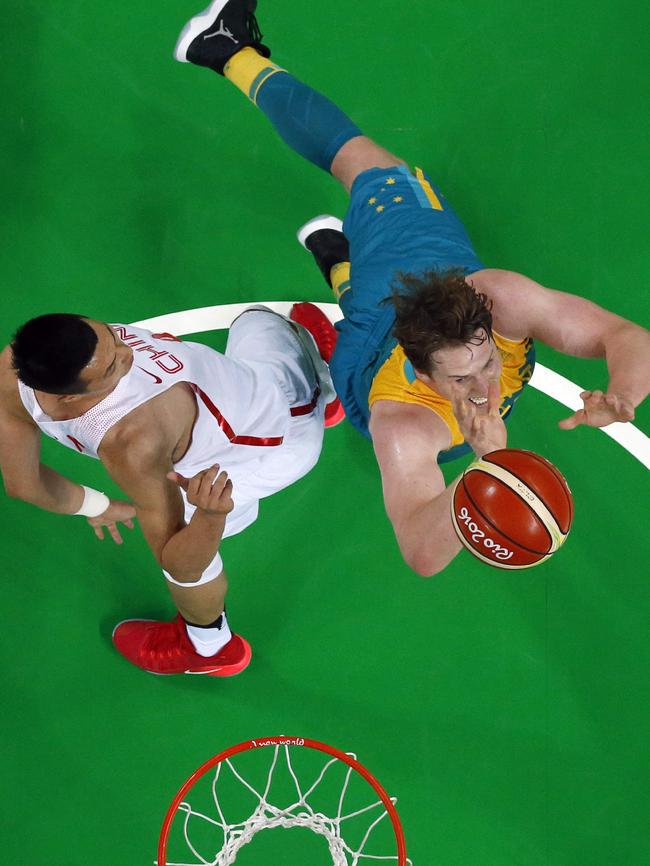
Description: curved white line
xmin=132 ymin=302 xmax=650 ymax=470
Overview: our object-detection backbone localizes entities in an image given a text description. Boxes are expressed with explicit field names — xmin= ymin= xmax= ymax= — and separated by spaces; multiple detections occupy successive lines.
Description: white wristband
xmin=74 ymin=486 xmax=110 ymax=518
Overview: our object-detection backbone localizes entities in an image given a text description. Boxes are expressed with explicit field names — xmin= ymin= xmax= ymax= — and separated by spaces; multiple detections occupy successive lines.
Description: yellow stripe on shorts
xmin=415 ymin=167 xmax=443 ymax=211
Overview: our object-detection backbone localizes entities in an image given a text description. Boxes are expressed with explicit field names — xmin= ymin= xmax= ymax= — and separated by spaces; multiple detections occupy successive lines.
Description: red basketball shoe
xmin=290 ymin=302 xmax=345 ymax=427
xmin=112 ymin=614 xmax=251 ymax=676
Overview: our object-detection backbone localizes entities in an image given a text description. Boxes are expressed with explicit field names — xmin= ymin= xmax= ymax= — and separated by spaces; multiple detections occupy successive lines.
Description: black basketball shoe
xmin=297 ymin=215 xmax=349 ymax=289
xmin=174 ymin=0 xmax=271 ymax=75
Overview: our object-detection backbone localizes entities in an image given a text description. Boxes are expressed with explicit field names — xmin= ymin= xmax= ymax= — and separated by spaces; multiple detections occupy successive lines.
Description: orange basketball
xmin=451 ymin=448 xmax=574 ymax=569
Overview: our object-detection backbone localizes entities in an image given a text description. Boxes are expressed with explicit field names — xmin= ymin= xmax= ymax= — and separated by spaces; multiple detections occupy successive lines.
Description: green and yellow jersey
xmin=368 ymin=334 xmax=536 ymax=462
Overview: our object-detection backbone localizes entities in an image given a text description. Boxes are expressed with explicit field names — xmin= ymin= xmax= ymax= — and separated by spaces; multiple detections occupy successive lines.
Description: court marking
xmin=133 ymin=302 xmax=650 ymax=470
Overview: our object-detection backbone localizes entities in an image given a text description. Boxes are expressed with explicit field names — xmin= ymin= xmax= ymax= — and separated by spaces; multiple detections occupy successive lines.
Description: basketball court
xmin=1 ymin=1 xmax=649 ymax=862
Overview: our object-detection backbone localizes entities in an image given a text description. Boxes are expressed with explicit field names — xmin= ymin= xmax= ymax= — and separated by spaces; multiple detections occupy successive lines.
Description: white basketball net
xmin=162 ymin=741 xmax=411 ymax=865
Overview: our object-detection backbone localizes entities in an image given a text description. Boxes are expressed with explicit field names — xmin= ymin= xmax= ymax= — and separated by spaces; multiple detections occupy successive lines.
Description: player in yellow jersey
xmin=174 ymin=0 xmax=650 ymax=574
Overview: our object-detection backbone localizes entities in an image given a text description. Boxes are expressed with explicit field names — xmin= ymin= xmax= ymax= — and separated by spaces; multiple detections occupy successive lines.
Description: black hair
xmin=11 ymin=314 xmax=98 ymax=394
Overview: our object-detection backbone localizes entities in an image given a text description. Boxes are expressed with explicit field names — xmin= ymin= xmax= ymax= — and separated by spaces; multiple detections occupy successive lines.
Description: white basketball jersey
xmin=16 ymin=323 xmax=317 ymax=482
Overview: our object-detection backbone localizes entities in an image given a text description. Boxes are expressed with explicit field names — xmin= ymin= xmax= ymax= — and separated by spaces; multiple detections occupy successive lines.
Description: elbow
xmin=403 ymin=551 xmax=450 ymax=578
xmin=3 ymin=480 xmax=30 ymax=502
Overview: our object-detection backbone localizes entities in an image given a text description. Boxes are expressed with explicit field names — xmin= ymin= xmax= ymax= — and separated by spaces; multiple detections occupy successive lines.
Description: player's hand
xmin=167 ymin=465 xmax=234 ymax=518
xmin=87 ymin=499 xmax=136 ymax=545
xmin=558 ymin=390 xmax=635 ymax=430
xmin=451 ymin=379 xmax=507 ymax=459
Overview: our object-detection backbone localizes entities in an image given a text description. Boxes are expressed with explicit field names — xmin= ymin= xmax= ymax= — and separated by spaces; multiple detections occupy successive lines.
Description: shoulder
xmin=0 ymin=345 xmax=16 ymax=387
xmin=99 ymin=400 xmax=174 ymax=476
xmin=370 ymin=400 xmax=452 ymax=465
xmin=100 ymin=380 xmax=198 ymax=488
xmin=469 ymin=268 xmax=536 ymax=295
xmin=467 ymin=269 xmax=540 ymax=340
xmin=0 ymin=345 xmax=32 ymax=421
xmin=466 ymin=267 xmax=581 ymax=341
xmin=469 ymin=268 xmax=631 ymax=355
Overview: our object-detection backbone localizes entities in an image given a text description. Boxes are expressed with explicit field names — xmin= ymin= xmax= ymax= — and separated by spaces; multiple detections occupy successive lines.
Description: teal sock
xmin=225 ymin=49 xmax=362 ymax=172
xmin=255 ymin=72 xmax=362 ymax=172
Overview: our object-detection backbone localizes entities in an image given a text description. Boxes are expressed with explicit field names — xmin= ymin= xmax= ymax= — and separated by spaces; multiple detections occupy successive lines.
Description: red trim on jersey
xmin=151 ymin=332 xmax=182 ymax=342
xmin=67 ymin=435 xmax=85 ymax=452
xmin=190 ymin=384 xmax=284 ymax=447
xmin=289 ymin=386 xmax=321 ymax=417
xmin=137 ymin=366 xmax=163 ymax=384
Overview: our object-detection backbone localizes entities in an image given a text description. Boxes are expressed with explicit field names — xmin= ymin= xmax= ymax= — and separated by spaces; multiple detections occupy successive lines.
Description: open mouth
xmin=468 ymin=396 xmax=488 ymax=406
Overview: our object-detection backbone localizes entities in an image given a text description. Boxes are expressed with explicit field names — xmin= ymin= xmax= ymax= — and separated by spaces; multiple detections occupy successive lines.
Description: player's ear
xmin=413 ymin=366 xmax=434 ymax=386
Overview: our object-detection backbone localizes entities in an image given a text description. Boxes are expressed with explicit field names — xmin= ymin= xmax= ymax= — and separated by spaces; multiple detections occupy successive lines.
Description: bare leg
xmin=330 ymin=136 xmax=407 ymax=193
xmin=167 ymin=572 xmax=228 ymax=625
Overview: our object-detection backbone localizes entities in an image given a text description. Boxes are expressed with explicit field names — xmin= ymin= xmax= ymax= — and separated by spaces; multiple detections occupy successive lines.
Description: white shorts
xmin=219 ymin=306 xmax=328 ymax=528
xmin=164 ymin=307 xmax=328 ymax=586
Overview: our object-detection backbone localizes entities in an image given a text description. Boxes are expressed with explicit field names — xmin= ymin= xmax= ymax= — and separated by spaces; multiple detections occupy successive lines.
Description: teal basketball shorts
xmin=330 ymin=165 xmax=485 ymax=438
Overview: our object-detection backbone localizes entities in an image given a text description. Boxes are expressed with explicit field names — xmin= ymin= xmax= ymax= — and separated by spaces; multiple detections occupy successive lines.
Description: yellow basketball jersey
xmin=368 ymin=333 xmax=535 ymax=451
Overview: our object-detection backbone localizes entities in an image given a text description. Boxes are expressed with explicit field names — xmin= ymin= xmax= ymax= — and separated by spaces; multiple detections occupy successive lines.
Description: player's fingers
xmin=93 ymin=524 xmax=105 ymax=541
xmin=220 ymin=479 xmax=235 ymax=510
xmin=124 ymin=519 xmax=135 ymax=529
xmin=590 ymin=390 xmax=604 ymax=401
xmin=187 ymin=471 xmax=206 ymax=502
xmin=107 ymin=523 xmax=123 ymax=545
xmin=558 ymin=410 xmax=584 ymax=430
xmin=450 ymin=384 xmax=467 ymax=419
xmin=614 ymin=398 xmax=635 ymax=421
xmin=167 ymin=471 xmax=189 ymax=491
xmin=487 ymin=379 xmax=501 ymax=416
xmin=579 ymin=390 xmax=592 ymax=400
xmin=210 ymin=471 xmax=230 ymax=498
xmin=197 ymin=465 xmax=221 ymax=505
xmin=209 ymin=477 xmax=232 ymax=512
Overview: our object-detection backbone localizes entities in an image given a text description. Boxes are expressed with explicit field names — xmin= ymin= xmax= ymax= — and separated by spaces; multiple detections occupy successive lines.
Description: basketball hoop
xmin=157 ymin=736 xmax=411 ymax=865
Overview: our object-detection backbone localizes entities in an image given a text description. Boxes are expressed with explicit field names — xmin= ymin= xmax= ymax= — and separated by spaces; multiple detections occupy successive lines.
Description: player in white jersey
xmin=0 ymin=304 xmax=339 ymax=676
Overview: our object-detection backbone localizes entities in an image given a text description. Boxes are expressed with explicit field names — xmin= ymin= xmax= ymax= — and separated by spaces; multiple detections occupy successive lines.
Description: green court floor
xmin=1 ymin=1 xmax=649 ymax=863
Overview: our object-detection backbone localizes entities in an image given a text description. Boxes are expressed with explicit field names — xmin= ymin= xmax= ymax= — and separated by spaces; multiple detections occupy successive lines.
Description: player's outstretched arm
xmin=370 ymin=403 xmax=463 ymax=577
xmin=475 ymin=270 xmax=650 ymax=429
xmin=0 ymin=348 xmax=135 ymax=542
xmin=371 ymin=385 xmax=508 ymax=576
xmin=0 ymin=413 xmax=135 ymax=543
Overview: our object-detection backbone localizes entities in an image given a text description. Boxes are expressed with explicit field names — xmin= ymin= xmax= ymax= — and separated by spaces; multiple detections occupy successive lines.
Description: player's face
xmin=76 ymin=320 xmax=133 ymax=397
xmin=417 ymin=330 xmax=502 ymax=411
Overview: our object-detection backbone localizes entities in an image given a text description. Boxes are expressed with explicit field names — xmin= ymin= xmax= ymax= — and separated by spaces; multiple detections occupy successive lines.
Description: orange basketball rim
xmin=157 ymin=735 xmax=410 ymax=865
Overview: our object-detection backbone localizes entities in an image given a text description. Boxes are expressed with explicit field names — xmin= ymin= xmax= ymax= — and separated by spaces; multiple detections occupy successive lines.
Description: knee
xmin=331 ymin=137 xmax=405 ymax=192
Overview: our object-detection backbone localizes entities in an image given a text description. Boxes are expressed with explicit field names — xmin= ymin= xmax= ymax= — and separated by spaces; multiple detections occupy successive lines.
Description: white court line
xmin=133 ymin=302 xmax=650 ymax=470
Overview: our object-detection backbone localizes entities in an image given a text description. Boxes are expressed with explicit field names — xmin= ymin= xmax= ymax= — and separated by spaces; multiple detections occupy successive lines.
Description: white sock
xmin=185 ymin=612 xmax=232 ymax=657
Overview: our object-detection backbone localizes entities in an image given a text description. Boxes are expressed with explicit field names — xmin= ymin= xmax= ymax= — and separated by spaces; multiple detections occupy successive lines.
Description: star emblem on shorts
xmin=376 ymin=205 xmax=385 ymax=213
xmin=393 ymin=196 xmax=403 ymax=203
xmin=386 ymin=177 xmax=396 ymax=185
xmin=368 ymin=196 xmax=377 ymax=205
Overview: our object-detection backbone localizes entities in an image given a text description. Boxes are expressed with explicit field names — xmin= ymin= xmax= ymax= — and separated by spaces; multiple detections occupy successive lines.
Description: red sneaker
xmin=112 ymin=614 xmax=251 ymax=676
xmin=290 ymin=302 xmax=345 ymax=428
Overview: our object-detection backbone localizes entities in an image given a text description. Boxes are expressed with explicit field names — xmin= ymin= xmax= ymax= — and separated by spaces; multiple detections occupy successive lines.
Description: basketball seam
xmin=462 ymin=473 xmax=553 ymax=556
xmin=456 ymin=537 xmax=551 ymax=570
xmin=484 ymin=450 xmax=573 ymax=533
xmin=471 ymin=460 xmax=566 ymax=551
